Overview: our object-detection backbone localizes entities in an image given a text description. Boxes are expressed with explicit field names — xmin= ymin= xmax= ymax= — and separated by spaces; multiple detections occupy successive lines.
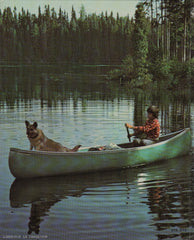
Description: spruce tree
xmin=132 ymin=3 xmax=152 ymax=87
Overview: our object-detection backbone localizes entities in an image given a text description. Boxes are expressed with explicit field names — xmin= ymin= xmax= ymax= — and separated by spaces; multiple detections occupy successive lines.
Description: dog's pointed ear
xmin=33 ymin=122 xmax=38 ymax=128
xmin=25 ymin=120 xmax=30 ymax=127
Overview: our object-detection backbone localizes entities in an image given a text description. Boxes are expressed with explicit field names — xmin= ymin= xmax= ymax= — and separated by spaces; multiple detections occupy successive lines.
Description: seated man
xmin=125 ymin=106 xmax=160 ymax=146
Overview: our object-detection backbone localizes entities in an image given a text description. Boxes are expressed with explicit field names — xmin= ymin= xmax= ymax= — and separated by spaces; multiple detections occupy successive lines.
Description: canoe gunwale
xmin=9 ymin=128 xmax=191 ymax=179
xmin=9 ymin=128 xmax=190 ymax=156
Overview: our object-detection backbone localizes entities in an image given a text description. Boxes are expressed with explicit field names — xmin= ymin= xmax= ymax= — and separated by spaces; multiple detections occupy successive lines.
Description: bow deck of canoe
xmin=9 ymin=128 xmax=191 ymax=179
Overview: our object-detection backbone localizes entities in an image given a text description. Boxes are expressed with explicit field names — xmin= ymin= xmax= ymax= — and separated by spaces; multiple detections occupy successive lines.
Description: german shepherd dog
xmin=25 ymin=121 xmax=81 ymax=152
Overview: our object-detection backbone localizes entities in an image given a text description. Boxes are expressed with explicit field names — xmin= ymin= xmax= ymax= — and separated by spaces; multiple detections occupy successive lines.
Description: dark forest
xmin=0 ymin=0 xmax=193 ymax=87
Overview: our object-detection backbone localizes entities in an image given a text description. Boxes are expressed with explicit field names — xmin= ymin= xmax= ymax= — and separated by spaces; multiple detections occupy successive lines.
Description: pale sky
xmin=0 ymin=0 xmax=140 ymax=17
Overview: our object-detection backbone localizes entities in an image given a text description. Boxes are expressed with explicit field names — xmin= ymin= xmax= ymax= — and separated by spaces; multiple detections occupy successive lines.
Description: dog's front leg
xmin=30 ymin=145 xmax=33 ymax=150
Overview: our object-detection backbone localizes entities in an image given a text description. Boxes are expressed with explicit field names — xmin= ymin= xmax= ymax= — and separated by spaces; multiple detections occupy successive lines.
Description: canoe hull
xmin=9 ymin=128 xmax=192 ymax=178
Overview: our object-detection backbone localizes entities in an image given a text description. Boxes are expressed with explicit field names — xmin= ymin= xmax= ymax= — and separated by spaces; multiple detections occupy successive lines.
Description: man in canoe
xmin=89 ymin=105 xmax=160 ymax=151
xmin=125 ymin=106 xmax=160 ymax=146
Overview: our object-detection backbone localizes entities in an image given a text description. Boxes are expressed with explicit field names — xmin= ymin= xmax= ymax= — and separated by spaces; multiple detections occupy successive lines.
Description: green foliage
xmin=132 ymin=3 xmax=152 ymax=87
xmin=107 ymin=55 xmax=134 ymax=82
xmin=107 ymin=69 xmax=122 ymax=81
xmin=108 ymin=0 xmax=192 ymax=88
xmin=0 ymin=5 xmax=132 ymax=64
xmin=0 ymin=2 xmax=192 ymax=89
xmin=188 ymin=58 xmax=194 ymax=76
xmin=121 ymin=55 xmax=134 ymax=79
xmin=149 ymin=58 xmax=192 ymax=88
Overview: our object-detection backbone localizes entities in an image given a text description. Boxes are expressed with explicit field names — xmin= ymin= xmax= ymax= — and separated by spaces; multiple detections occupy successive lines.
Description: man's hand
xmin=125 ymin=123 xmax=134 ymax=129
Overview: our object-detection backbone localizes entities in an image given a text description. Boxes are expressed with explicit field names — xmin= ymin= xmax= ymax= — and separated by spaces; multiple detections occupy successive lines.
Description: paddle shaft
xmin=126 ymin=126 xmax=131 ymax=142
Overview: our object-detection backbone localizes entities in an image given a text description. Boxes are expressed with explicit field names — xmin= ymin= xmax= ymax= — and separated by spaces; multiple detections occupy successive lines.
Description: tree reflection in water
xmin=142 ymin=155 xmax=193 ymax=240
xmin=10 ymin=170 xmax=137 ymax=235
xmin=0 ymin=64 xmax=191 ymax=134
xmin=9 ymin=157 xmax=193 ymax=239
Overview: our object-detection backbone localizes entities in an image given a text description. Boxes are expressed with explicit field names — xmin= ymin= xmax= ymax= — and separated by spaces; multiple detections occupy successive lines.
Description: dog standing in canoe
xmin=25 ymin=121 xmax=81 ymax=152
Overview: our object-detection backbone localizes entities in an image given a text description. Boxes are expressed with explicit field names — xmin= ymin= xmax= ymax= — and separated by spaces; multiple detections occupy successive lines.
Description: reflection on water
xmin=0 ymin=64 xmax=193 ymax=240
xmin=0 ymin=64 xmax=191 ymax=134
xmin=9 ymin=156 xmax=193 ymax=239
xmin=0 ymin=64 xmax=122 ymax=106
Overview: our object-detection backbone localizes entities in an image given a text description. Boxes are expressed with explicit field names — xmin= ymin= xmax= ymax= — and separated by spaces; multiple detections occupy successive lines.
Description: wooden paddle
xmin=125 ymin=126 xmax=131 ymax=142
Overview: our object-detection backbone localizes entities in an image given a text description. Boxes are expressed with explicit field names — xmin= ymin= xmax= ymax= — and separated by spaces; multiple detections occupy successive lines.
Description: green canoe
xmin=9 ymin=128 xmax=191 ymax=179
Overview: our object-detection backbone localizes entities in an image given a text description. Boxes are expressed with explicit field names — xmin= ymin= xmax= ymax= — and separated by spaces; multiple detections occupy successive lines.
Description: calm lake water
xmin=0 ymin=64 xmax=193 ymax=240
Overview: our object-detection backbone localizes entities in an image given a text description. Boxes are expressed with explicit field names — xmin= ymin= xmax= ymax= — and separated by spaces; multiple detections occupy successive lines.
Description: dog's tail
xmin=72 ymin=145 xmax=82 ymax=152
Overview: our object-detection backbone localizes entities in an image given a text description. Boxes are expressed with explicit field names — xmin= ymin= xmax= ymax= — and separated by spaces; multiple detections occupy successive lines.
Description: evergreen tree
xmin=132 ymin=3 xmax=152 ymax=86
xmin=0 ymin=1 xmax=192 ymax=87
